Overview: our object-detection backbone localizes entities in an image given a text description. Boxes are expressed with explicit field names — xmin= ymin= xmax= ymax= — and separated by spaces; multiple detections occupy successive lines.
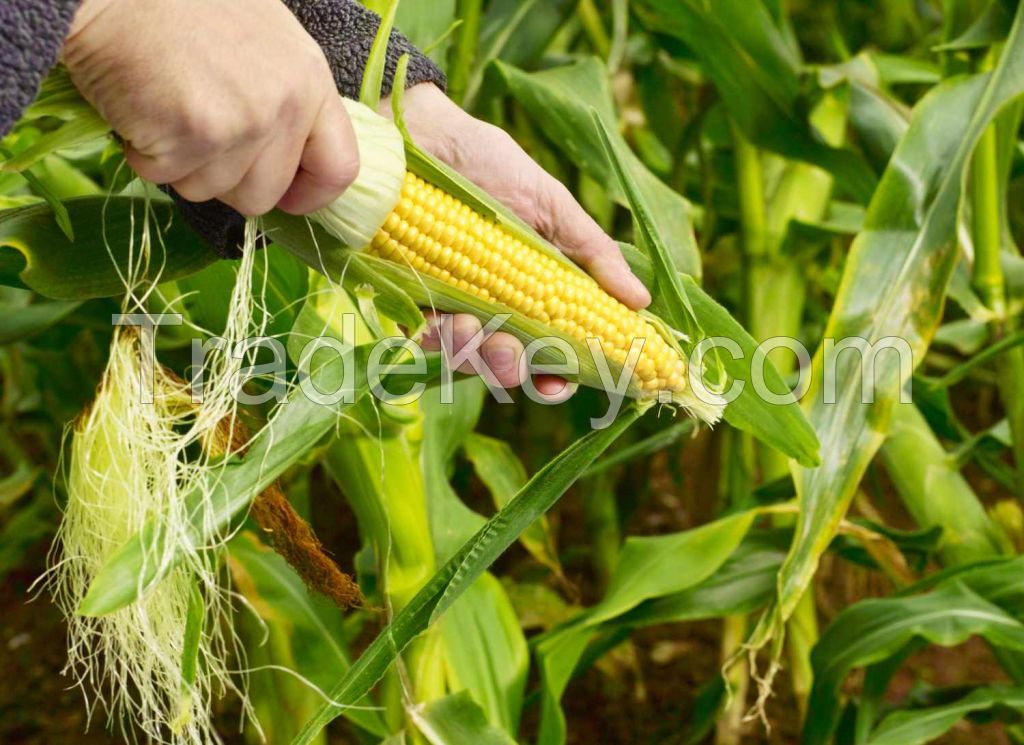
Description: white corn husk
xmin=313 ymin=97 xmax=407 ymax=247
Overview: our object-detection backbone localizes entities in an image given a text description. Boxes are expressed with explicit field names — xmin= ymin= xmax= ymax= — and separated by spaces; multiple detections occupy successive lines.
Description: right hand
xmin=387 ymin=84 xmax=652 ymax=400
xmin=63 ymin=0 xmax=359 ymax=216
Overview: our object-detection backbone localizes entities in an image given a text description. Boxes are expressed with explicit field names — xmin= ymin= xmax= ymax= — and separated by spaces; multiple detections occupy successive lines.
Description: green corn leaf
xmin=935 ymin=0 xmax=1014 ymax=51
xmin=466 ymin=0 xmax=575 ymax=107
xmin=0 ymin=144 xmax=76 ymax=242
xmin=590 ymin=111 xmax=696 ymax=331
xmin=583 ymin=418 xmax=696 ymax=477
xmin=534 ymin=620 xmax=596 ymax=745
xmin=0 ymin=299 xmax=81 ymax=344
xmin=591 ymin=108 xmax=820 ymax=465
xmin=359 ymin=0 xmax=401 ymax=110
xmin=0 ymin=196 xmax=216 ymax=300
xmin=419 ymin=381 xmax=529 ymax=734
xmin=865 ymin=686 xmax=1024 ymax=745
xmin=0 ymin=109 xmax=110 ymax=174
xmin=683 ymin=275 xmax=821 ymax=467
xmin=0 ymin=462 xmax=40 ymax=509
xmin=636 ymin=0 xmax=878 ymax=203
xmin=533 ymin=508 xmax=775 ymax=745
xmin=290 ymin=404 xmax=642 ymax=744
xmin=420 ymin=378 xmax=489 ymax=560
xmin=870 ymin=52 xmax=942 ymax=86
xmin=439 ymin=575 xmax=528 ymax=735
xmin=748 ymin=0 xmax=1024 ymax=663
xmin=228 ymin=531 xmax=386 ymax=737
xmin=532 ymin=529 xmax=787 ymax=745
xmin=586 ymin=509 xmax=760 ymax=626
xmin=615 ymin=530 xmax=787 ymax=628
xmin=364 ymin=0 xmax=456 ymax=67
xmin=494 ymin=58 xmax=702 ymax=278
xmin=804 ymin=582 xmax=1024 ymax=745
xmin=413 ymin=691 xmax=516 ymax=745
xmin=463 ymin=432 xmax=562 ymax=576
xmin=172 ymin=584 xmax=204 ymax=733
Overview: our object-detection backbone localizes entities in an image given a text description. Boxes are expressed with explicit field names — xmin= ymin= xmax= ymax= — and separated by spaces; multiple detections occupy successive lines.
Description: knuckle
xmin=171 ymin=178 xmax=216 ymax=204
xmin=334 ymin=152 xmax=361 ymax=188
xmin=451 ymin=314 xmax=482 ymax=349
xmin=229 ymin=191 xmax=278 ymax=217
xmin=289 ymin=45 xmax=334 ymax=100
xmin=317 ymin=152 xmax=360 ymax=194
xmin=127 ymin=154 xmax=175 ymax=184
xmin=179 ymin=108 xmax=234 ymax=151
xmin=243 ymin=105 xmax=276 ymax=141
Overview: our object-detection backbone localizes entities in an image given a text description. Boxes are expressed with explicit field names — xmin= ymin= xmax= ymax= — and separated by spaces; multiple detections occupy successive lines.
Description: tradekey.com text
xmin=114 ymin=312 xmax=915 ymax=430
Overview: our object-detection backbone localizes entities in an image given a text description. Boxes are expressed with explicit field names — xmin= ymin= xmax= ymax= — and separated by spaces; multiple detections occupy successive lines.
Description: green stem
xmin=972 ymin=120 xmax=1007 ymax=318
xmin=971 ymin=49 xmax=1024 ymax=497
xmin=730 ymin=92 xmax=848 ymax=716
xmin=582 ymin=472 xmax=620 ymax=590
xmin=719 ymin=124 xmax=766 ymax=743
xmin=716 ymin=615 xmax=749 ymax=745
xmin=997 ymin=347 xmax=1024 ymax=498
xmin=577 ymin=0 xmax=611 ymax=58
xmin=786 ymin=589 xmax=817 ymax=721
xmin=447 ymin=0 xmax=482 ymax=105
xmin=880 ymin=403 xmax=1010 ymax=565
xmin=731 ymin=122 xmax=768 ymax=269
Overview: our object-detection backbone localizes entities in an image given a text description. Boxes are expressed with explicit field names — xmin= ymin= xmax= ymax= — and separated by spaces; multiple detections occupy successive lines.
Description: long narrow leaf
xmin=805 ymin=583 xmax=1024 ymax=745
xmin=291 ymin=405 xmax=643 ymax=743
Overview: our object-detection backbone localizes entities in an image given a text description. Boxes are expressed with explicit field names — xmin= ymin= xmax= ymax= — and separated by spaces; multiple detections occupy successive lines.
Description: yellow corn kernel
xmin=367 ymin=172 xmax=688 ymax=395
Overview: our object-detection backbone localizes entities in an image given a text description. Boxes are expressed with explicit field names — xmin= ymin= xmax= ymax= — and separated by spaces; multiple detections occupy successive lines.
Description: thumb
xmin=529 ymin=174 xmax=651 ymax=310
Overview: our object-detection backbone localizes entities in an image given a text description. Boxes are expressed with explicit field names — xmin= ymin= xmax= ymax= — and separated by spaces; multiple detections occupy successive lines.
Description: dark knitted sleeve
xmin=285 ymin=0 xmax=446 ymax=99
xmin=0 ymin=0 xmax=82 ymax=137
xmin=173 ymin=0 xmax=446 ymax=259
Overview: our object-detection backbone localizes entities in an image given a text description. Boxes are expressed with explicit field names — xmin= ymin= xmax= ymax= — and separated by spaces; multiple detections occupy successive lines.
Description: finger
xmin=419 ymin=311 xmax=445 ymax=351
xmin=126 ymin=138 xmax=224 ymax=187
xmin=534 ymin=179 xmax=651 ymax=310
xmin=276 ymin=93 xmax=360 ymax=215
xmin=125 ymin=110 xmax=254 ymax=187
xmin=218 ymin=129 xmax=305 ymax=216
xmin=480 ymin=331 xmax=526 ymax=389
xmin=449 ymin=314 xmax=483 ymax=375
xmin=532 ymin=374 xmax=577 ymax=403
xmin=169 ymin=138 xmax=267 ymax=205
xmin=421 ymin=312 xmax=481 ymax=368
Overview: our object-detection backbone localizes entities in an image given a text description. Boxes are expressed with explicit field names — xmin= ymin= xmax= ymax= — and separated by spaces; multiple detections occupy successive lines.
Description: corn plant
xmin=3 ymin=0 xmax=1024 ymax=744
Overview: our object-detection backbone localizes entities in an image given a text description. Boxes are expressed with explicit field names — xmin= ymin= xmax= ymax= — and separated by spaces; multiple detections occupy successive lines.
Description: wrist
xmin=380 ymin=83 xmax=474 ymax=166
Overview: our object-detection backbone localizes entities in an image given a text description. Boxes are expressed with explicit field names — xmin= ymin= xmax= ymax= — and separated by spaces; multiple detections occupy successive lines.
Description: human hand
xmin=384 ymin=84 xmax=652 ymax=400
xmin=64 ymin=0 xmax=359 ymax=216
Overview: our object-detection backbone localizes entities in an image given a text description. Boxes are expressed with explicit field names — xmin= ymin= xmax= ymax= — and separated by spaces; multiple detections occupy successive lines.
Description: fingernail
xmin=633 ymin=279 xmax=652 ymax=308
xmin=483 ymin=345 xmax=516 ymax=373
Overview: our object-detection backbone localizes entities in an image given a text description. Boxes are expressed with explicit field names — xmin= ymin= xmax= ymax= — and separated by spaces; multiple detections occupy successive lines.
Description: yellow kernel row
xmin=368 ymin=173 xmax=688 ymax=393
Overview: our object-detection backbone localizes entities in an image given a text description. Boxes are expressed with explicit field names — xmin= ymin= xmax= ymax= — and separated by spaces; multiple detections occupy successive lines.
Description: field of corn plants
xmin=4 ymin=0 xmax=1024 ymax=743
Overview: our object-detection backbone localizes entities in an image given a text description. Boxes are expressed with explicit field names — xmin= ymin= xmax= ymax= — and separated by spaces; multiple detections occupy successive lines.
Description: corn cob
xmin=369 ymin=173 xmax=687 ymax=394
xmin=313 ymin=99 xmax=719 ymax=419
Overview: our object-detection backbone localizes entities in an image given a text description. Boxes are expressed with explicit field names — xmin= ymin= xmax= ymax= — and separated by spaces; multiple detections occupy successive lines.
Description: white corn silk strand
xmin=48 ymin=211 xmax=269 ymax=743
